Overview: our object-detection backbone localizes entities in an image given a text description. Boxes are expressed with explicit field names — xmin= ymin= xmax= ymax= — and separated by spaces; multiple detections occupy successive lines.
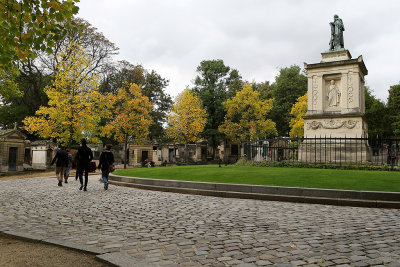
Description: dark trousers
xmin=101 ymin=169 xmax=109 ymax=184
xmin=78 ymin=164 xmax=90 ymax=187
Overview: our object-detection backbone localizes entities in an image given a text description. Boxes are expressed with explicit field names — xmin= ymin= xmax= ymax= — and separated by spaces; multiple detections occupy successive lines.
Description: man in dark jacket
xmin=98 ymin=144 xmax=115 ymax=190
xmin=51 ymin=146 xmax=69 ymax=187
xmin=75 ymin=138 xmax=93 ymax=191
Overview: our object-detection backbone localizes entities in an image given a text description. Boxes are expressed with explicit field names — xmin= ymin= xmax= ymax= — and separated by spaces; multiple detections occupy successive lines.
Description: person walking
xmin=98 ymin=144 xmax=115 ymax=190
xmin=50 ymin=146 xmax=69 ymax=187
xmin=75 ymin=138 xmax=93 ymax=191
xmin=64 ymin=148 xmax=73 ymax=183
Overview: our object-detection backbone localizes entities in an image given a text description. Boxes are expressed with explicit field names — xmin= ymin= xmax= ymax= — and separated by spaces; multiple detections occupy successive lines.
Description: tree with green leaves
xmin=387 ymin=83 xmax=400 ymax=136
xmin=251 ymin=81 xmax=274 ymax=100
xmin=269 ymin=65 xmax=307 ymax=136
xmin=192 ymin=59 xmax=243 ymax=158
xmin=0 ymin=67 xmax=23 ymax=128
xmin=365 ymin=87 xmax=390 ymax=138
xmin=0 ymin=69 xmax=51 ymax=130
xmin=100 ymin=61 xmax=172 ymax=142
xmin=0 ymin=0 xmax=80 ymax=70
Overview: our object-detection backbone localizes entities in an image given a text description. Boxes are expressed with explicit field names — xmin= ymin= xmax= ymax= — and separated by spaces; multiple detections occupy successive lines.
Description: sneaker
xmin=58 ymin=181 xmax=62 ymax=187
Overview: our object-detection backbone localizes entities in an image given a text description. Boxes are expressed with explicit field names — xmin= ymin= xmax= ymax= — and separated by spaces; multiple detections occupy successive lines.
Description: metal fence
xmin=243 ymin=137 xmax=400 ymax=167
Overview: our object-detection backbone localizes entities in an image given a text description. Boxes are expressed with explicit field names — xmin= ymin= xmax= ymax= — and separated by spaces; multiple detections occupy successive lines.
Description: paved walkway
xmin=0 ymin=175 xmax=399 ymax=267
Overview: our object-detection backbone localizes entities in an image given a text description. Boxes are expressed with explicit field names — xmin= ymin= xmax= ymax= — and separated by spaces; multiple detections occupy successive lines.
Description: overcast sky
xmin=77 ymin=0 xmax=400 ymax=102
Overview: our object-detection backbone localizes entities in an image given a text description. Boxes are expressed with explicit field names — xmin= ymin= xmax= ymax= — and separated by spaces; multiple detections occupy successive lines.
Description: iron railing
xmin=243 ymin=137 xmax=400 ymax=167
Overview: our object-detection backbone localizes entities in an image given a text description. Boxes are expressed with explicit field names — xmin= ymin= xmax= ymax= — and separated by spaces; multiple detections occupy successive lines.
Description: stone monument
xmin=299 ymin=15 xmax=370 ymax=163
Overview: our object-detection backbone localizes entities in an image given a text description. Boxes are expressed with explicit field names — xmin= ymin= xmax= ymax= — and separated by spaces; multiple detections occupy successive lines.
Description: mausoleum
xmin=0 ymin=128 xmax=27 ymax=172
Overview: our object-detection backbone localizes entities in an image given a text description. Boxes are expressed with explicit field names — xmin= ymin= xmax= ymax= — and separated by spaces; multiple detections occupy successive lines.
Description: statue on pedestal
xmin=329 ymin=14 xmax=345 ymax=51
xmin=327 ymin=80 xmax=340 ymax=107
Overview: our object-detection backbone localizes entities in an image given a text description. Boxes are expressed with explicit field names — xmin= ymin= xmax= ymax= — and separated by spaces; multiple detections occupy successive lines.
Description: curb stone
xmin=109 ymin=174 xmax=400 ymax=209
xmin=96 ymin=252 xmax=156 ymax=267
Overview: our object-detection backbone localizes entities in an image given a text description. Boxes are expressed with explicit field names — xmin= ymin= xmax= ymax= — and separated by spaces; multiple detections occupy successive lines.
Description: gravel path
xmin=0 ymin=174 xmax=399 ymax=266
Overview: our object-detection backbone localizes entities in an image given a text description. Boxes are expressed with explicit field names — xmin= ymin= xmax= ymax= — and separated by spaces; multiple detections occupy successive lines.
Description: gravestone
xmin=299 ymin=16 xmax=370 ymax=163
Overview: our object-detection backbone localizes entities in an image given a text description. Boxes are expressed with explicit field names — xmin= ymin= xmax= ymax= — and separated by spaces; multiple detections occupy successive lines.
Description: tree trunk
xmin=124 ymin=133 xmax=128 ymax=169
xmin=223 ymin=138 xmax=227 ymax=164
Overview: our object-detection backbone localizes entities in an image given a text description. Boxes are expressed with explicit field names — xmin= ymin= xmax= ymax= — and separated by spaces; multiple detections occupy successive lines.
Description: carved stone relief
xmin=306 ymin=120 xmax=358 ymax=130
xmin=312 ymin=76 xmax=318 ymax=106
xmin=347 ymin=72 xmax=353 ymax=103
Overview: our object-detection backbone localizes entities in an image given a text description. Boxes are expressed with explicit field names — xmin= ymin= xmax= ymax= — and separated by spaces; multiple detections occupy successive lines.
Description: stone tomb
xmin=0 ymin=129 xmax=26 ymax=172
xmin=299 ymin=50 xmax=370 ymax=163
xmin=30 ymin=140 xmax=57 ymax=170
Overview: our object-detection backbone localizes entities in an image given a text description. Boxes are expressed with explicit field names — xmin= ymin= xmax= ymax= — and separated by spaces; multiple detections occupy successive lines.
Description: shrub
xmin=234 ymin=159 xmax=397 ymax=172
xmin=235 ymin=157 xmax=249 ymax=166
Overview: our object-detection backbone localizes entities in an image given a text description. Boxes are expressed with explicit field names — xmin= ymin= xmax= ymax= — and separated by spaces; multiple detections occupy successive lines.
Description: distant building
xmin=0 ymin=128 xmax=27 ymax=172
xmin=128 ymin=140 xmax=209 ymax=167
xmin=30 ymin=140 xmax=57 ymax=170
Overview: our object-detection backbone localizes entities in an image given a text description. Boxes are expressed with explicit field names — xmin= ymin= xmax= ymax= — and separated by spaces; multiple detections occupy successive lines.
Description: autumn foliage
xmin=23 ymin=43 xmax=114 ymax=145
xmin=166 ymin=89 xmax=207 ymax=143
xmin=219 ymin=83 xmax=277 ymax=142
xmin=102 ymin=82 xmax=153 ymax=143
xmin=289 ymin=93 xmax=307 ymax=138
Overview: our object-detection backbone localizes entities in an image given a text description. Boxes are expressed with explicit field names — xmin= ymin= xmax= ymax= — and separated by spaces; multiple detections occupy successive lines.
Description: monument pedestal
xmin=299 ymin=50 xmax=371 ymax=163
xmin=298 ymin=138 xmax=370 ymax=164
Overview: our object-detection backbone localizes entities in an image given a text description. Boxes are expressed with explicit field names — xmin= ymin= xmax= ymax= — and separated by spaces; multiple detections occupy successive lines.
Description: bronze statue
xmin=329 ymin=15 xmax=345 ymax=51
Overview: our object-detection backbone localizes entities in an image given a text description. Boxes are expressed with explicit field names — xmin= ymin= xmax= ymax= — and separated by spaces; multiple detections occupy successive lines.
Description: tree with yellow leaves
xmin=219 ymin=83 xmax=277 ymax=142
xmin=23 ymin=42 xmax=114 ymax=146
xmin=103 ymin=82 xmax=153 ymax=168
xmin=289 ymin=93 xmax=307 ymax=138
xmin=166 ymin=89 xmax=207 ymax=162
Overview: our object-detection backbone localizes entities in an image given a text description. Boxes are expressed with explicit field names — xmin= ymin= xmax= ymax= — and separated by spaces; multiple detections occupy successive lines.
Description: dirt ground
xmin=0 ymin=171 xmax=109 ymax=267
xmin=0 ymin=234 xmax=108 ymax=267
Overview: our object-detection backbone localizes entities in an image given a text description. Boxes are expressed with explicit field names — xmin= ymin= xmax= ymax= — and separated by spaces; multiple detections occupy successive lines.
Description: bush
xmin=273 ymin=161 xmax=292 ymax=167
xmin=339 ymin=162 xmax=395 ymax=171
xmin=235 ymin=159 xmax=396 ymax=171
xmin=235 ymin=157 xmax=249 ymax=166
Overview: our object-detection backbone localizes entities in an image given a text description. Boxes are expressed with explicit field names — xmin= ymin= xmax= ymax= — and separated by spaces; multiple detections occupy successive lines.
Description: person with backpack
xmin=98 ymin=144 xmax=115 ymax=190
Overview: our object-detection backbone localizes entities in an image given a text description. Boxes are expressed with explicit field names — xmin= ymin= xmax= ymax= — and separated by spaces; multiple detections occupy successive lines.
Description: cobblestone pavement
xmin=0 ymin=176 xmax=399 ymax=267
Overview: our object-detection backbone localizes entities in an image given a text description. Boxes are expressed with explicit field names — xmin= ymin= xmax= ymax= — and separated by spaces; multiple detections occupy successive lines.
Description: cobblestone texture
xmin=0 ymin=176 xmax=399 ymax=266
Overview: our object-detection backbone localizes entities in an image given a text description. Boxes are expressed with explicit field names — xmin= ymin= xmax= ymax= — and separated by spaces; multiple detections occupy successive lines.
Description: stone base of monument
xmin=298 ymin=139 xmax=371 ymax=164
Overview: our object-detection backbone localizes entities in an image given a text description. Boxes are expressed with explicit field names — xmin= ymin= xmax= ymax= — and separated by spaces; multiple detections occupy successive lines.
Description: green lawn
xmin=113 ymin=165 xmax=400 ymax=192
